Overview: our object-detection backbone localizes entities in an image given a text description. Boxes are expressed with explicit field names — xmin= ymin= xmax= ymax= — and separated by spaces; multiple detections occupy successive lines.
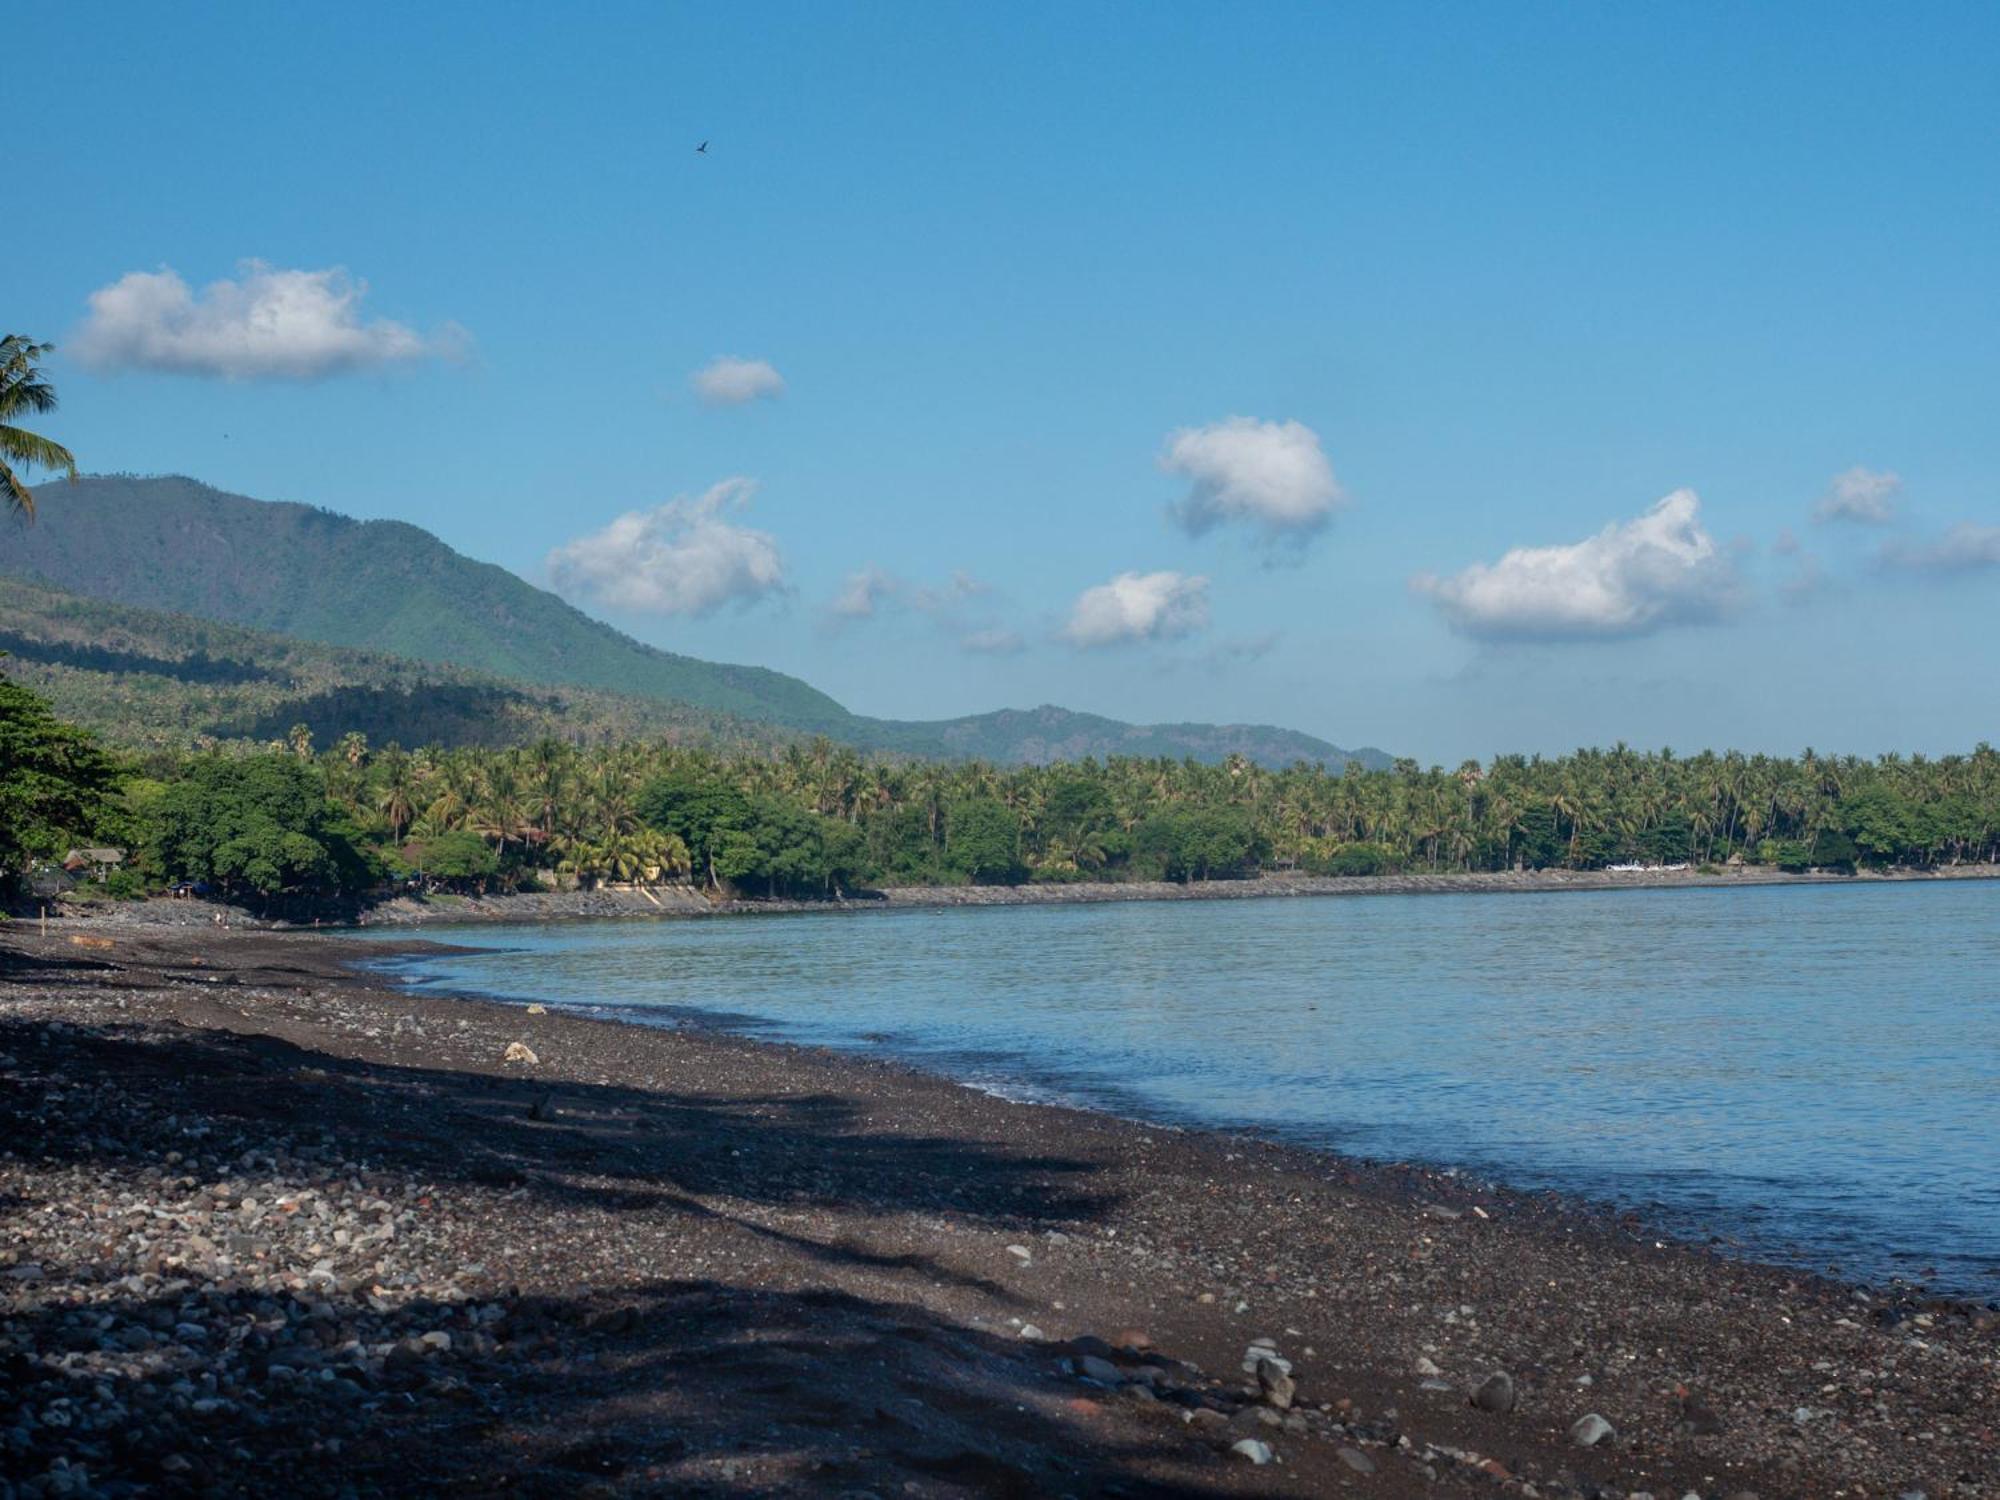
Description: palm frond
xmin=0 ymin=460 xmax=35 ymax=521
xmin=0 ymin=423 xmax=77 ymax=479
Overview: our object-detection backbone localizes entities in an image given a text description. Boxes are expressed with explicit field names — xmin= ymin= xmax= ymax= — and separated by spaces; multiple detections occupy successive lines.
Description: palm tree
xmin=0 ymin=336 xmax=77 ymax=521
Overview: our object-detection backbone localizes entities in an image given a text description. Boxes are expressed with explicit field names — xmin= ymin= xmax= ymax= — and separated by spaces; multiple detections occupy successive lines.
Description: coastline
xmin=51 ymin=860 xmax=2000 ymax=931
xmin=3 ymin=920 xmax=1993 ymax=1497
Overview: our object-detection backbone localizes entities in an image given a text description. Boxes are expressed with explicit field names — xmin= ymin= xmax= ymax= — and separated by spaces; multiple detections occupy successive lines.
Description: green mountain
xmin=0 ymin=475 xmax=1389 ymax=769
xmin=0 ymin=577 xmax=792 ymax=753
xmin=4 ymin=475 xmax=849 ymax=729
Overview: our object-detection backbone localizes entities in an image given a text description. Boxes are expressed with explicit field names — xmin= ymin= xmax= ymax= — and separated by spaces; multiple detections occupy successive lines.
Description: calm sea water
xmin=359 ymin=882 xmax=2000 ymax=1296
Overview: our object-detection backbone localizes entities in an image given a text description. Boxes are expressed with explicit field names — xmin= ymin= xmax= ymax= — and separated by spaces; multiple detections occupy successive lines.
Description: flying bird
xmin=695 ymin=140 xmax=709 ymax=154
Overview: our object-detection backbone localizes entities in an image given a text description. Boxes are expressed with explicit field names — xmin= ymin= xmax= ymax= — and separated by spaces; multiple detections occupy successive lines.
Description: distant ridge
xmin=0 ymin=475 xmax=1390 ymax=769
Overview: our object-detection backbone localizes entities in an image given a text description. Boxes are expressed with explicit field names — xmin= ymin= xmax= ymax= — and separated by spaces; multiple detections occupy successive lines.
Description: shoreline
xmin=51 ymin=860 xmax=2000 ymax=931
xmin=3 ymin=921 xmax=1994 ymax=1497
xmin=363 ymin=936 xmax=1992 ymax=1304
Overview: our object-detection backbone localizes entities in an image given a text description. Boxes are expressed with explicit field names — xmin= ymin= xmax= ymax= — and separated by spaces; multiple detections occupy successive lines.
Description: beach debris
xmin=1006 ymin=1243 xmax=1032 ymax=1262
xmin=526 ymin=1003 xmax=548 ymax=1014
xmin=1569 ymin=1412 xmax=1616 ymax=1447
xmin=1229 ymin=1438 xmax=1273 ymax=1465
xmin=1470 ymin=1371 xmax=1516 ymax=1414
xmin=503 ymin=1041 xmax=539 ymax=1065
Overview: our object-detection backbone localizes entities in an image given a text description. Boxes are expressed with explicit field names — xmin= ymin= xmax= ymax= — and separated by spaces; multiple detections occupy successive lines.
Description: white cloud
xmin=691 ymin=356 xmax=786 ymax=406
xmin=825 ymin=566 xmax=1012 ymax=652
xmin=1813 ymin=466 xmax=1900 ymax=525
xmin=73 ymin=261 xmax=460 ymax=380
xmin=1062 ymin=570 xmax=1211 ymax=648
xmin=546 ymin=478 xmax=785 ymax=616
xmin=825 ymin=566 xmax=984 ymax=620
xmin=830 ymin=567 xmax=895 ymax=619
xmin=909 ymin=570 xmax=988 ymax=613
xmin=1413 ymin=490 xmax=1740 ymax=641
xmin=1161 ymin=416 xmax=1345 ymax=542
xmin=1880 ymin=522 xmax=2000 ymax=573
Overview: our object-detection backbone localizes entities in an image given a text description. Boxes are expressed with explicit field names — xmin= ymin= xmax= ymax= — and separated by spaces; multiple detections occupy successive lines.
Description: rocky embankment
xmin=2 ymin=922 xmax=1994 ymax=1498
xmin=46 ymin=862 xmax=2000 ymax=934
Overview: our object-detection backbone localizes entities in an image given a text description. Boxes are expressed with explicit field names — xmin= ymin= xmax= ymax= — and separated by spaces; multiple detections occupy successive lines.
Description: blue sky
xmin=15 ymin=2 xmax=1999 ymax=761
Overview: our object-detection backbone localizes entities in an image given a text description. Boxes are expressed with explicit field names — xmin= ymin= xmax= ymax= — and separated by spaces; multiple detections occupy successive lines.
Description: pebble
xmin=1415 ymin=1355 xmax=1442 ymax=1376
xmin=1018 ymin=1325 xmax=1046 ymax=1341
xmin=1230 ymin=1438 xmax=1274 ymax=1465
xmin=1471 ymin=1371 xmax=1516 ymax=1414
xmin=1337 ymin=1445 xmax=1377 ymax=1474
xmin=503 ymin=1041 xmax=539 ymax=1065
xmin=1256 ymin=1358 xmax=1297 ymax=1410
xmin=1569 ymin=1412 xmax=1616 ymax=1448
xmin=1241 ymin=1341 xmax=1292 ymax=1377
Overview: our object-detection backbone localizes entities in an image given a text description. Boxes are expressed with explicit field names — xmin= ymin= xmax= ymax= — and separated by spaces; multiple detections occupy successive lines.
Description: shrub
xmin=1319 ymin=841 xmax=1400 ymax=877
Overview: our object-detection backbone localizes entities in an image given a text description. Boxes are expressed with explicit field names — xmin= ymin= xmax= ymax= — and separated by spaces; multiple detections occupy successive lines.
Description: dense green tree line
xmin=6 ymin=679 xmax=2000 ymax=901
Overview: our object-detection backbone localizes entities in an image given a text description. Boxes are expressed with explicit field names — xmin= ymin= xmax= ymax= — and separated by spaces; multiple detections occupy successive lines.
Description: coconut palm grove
xmin=6 ymin=667 xmax=1999 ymax=905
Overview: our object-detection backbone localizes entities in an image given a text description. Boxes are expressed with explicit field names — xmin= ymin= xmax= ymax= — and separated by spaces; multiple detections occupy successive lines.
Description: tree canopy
xmin=0 ymin=677 xmax=121 ymax=887
xmin=10 ymin=672 xmax=2000 ymax=906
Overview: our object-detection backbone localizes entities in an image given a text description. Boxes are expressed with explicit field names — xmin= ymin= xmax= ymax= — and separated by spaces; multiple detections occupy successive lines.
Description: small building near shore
xmin=62 ymin=847 xmax=126 ymax=882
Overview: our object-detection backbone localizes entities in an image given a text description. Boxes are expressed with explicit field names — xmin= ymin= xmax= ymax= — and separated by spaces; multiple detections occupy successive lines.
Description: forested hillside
xmin=0 ymin=578 xmax=791 ymax=752
xmin=0 ymin=475 xmax=1386 ymax=770
xmin=3 ymin=475 xmax=852 ymax=727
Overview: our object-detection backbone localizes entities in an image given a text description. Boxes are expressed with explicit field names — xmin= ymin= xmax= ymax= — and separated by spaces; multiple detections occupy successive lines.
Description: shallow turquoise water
xmin=358 ymin=881 xmax=2000 ymax=1296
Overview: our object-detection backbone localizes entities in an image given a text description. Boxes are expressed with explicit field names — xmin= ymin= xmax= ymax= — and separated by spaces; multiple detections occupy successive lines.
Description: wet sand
xmin=2 ymin=919 xmax=1994 ymax=1498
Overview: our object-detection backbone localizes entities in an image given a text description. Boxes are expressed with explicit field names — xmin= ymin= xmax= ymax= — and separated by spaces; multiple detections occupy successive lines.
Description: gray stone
xmin=1338 ymin=1446 xmax=1377 ymax=1474
xmin=1230 ymin=1438 xmax=1274 ymax=1465
xmin=1076 ymin=1354 xmax=1122 ymax=1384
xmin=1241 ymin=1343 xmax=1292 ymax=1376
xmin=1470 ymin=1371 xmax=1516 ymax=1414
xmin=1569 ymin=1412 xmax=1616 ymax=1448
xmin=1256 ymin=1357 xmax=1296 ymax=1410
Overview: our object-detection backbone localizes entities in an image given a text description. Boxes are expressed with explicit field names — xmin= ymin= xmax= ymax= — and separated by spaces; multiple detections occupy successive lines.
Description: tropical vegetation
xmin=0 ymin=336 xmax=76 ymax=522
xmin=7 ymin=674 xmax=2000 ymax=904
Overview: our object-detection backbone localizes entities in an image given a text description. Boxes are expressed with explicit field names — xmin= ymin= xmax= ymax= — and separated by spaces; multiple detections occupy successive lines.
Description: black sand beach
xmin=2 ymin=916 xmax=1995 ymax=1498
